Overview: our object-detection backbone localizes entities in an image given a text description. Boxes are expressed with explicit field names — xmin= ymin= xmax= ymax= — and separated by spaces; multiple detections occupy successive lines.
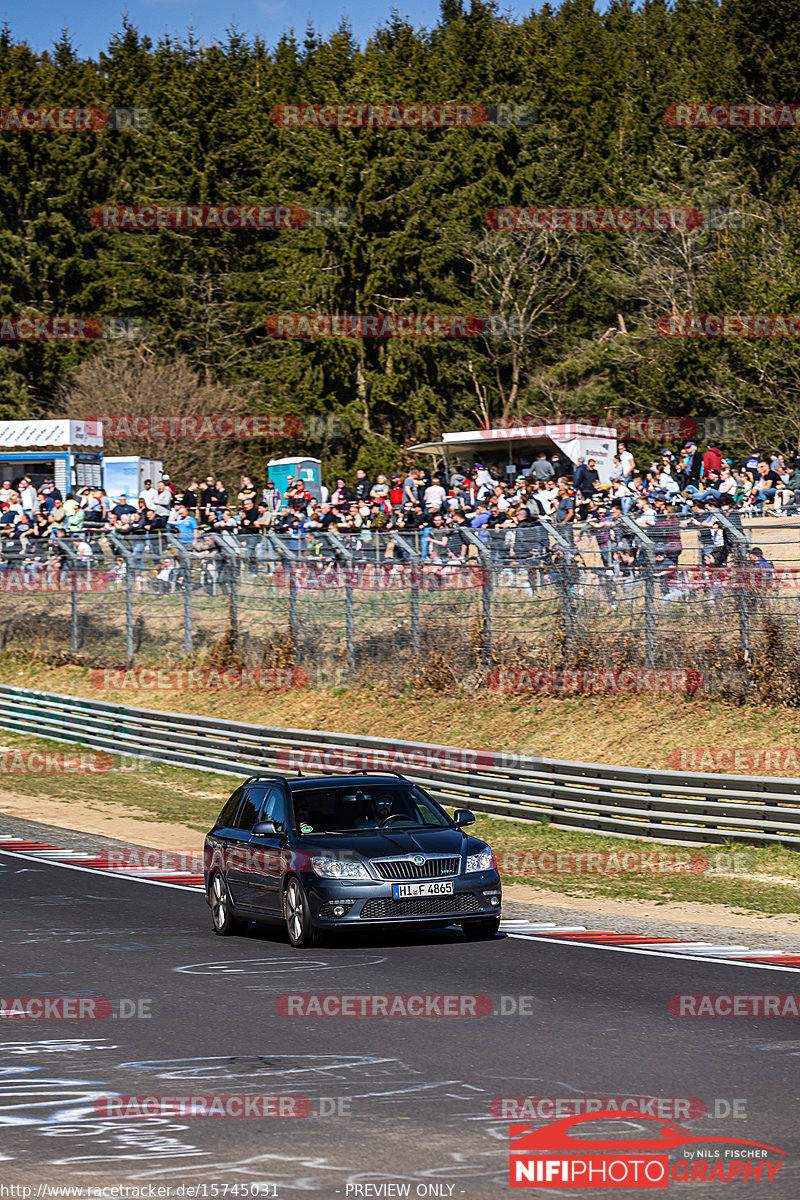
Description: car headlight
xmin=311 ymin=856 xmax=370 ymax=880
xmin=465 ymin=850 xmax=495 ymax=874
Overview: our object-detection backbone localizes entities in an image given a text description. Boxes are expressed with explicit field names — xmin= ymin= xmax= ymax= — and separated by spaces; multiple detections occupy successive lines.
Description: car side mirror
xmin=252 ymin=820 xmax=278 ymax=836
xmin=452 ymin=809 xmax=475 ymax=828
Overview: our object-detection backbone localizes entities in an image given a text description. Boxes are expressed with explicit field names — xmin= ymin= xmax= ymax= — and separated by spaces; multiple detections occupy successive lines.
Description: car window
xmin=289 ymin=783 xmax=450 ymax=834
xmin=216 ymin=786 xmax=244 ymax=828
xmin=251 ymin=786 xmax=288 ymax=834
xmin=233 ymin=788 xmax=260 ymax=832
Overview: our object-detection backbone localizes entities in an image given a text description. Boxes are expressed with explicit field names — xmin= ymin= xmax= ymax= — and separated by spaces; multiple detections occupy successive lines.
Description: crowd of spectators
xmin=0 ymin=436 xmax=788 ymax=599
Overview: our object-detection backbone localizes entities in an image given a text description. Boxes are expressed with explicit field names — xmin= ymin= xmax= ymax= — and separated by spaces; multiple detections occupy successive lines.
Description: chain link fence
xmin=2 ymin=515 xmax=799 ymax=697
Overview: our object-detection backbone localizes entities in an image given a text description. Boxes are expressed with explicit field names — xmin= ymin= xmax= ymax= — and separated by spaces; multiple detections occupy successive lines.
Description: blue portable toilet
xmin=267 ymin=457 xmax=322 ymax=501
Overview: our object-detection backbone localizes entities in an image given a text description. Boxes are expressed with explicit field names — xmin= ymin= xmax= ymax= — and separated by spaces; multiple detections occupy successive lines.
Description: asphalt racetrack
xmin=2 ymin=849 xmax=799 ymax=1198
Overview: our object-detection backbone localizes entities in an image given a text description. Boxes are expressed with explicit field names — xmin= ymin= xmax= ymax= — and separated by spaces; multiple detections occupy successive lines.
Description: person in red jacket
xmin=703 ymin=443 xmax=723 ymax=476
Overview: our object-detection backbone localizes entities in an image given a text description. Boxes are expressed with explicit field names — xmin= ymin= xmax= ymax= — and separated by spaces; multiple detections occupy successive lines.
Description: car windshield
xmin=290 ymin=783 xmax=450 ymax=834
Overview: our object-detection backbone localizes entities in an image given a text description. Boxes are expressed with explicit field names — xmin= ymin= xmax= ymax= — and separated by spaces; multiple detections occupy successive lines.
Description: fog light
xmin=333 ymin=905 xmax=346 ymax=917
xmin=487 ymin=894 xmax=501 ymax=907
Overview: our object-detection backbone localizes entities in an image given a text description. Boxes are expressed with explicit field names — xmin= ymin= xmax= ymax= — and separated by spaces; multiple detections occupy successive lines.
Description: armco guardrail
xmin=0 ymin=685 xmax=799 ymax=848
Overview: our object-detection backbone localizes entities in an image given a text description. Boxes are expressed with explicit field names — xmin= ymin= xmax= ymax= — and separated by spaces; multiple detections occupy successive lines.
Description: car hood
xmin=295 ymin=827 xmax=475 ymax=859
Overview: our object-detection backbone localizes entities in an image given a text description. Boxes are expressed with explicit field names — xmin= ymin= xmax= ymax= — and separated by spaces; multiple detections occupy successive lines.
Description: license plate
xmin=392 ymin=880 xmax=455 ymax=898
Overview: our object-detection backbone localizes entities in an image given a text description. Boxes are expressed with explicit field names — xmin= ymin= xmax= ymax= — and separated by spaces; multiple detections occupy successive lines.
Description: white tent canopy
xmin=407 ymin=422 xmax=617 ymax=484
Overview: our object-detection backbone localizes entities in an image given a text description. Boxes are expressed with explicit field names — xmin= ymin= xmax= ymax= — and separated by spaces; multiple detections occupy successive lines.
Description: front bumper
xmin=304 ymin=870 xmax=502 ymax=927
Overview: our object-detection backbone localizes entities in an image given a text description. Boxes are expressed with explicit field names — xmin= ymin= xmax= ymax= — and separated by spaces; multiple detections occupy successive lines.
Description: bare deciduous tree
xmin=56 ymin=346 xmax=274 ymax=485
xmin=464 ymin=230 xmax=586 ymax=428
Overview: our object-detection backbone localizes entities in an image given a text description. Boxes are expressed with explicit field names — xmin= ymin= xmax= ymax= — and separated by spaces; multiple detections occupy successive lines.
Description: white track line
xmin=506 ymin=932 xmax=800 ymax=973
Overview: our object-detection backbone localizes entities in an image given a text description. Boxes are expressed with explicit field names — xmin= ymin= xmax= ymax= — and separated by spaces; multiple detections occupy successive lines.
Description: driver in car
xmin=354 ymin=792 xmax=395 ymax=828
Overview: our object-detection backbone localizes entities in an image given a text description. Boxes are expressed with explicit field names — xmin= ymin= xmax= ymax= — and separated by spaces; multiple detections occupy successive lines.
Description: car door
xmin=223 ymin=786 xmax=260 ymax=908
xmin=247 ymin=786 xmax=289 ymax=917
xmin=207 ymin=784 xmax=243 ymax=885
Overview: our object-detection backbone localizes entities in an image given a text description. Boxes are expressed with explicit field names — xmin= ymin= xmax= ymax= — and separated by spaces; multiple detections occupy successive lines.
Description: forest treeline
xmin=1 ymin=0 xmax=800 ymax=478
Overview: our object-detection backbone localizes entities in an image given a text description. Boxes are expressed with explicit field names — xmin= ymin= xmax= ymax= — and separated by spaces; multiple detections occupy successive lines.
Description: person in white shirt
xmin=423 ymin=477 xmax=447 ymax=510
xmin=634 ymin=495 xmax=656 ymax=527
xmin=493 ymin=486 xmax=510 ymax=513
xmin=539 ymin=481 xmax=558 ymax=514
xmin=154 ymin=481 xmax=174 ymax=518
xmin=718 ymin=468 xmax=737 ymax=497
xmin=19 ymin=477 xmax=38 ymax=515
xmin=140 ymin=479 xmax=159 ymax=510
xmin=618 ymin=441 xmax=636 ymax=481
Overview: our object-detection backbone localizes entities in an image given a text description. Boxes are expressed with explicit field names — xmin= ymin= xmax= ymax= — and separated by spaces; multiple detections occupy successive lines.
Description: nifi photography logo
xmin=509 ymin=1112 xmax=785 ymax=1188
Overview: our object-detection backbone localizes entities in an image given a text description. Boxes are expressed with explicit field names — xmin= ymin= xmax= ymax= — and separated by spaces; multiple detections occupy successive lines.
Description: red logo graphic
xmin=492 ymin=1097 xmax=706 ymax=1120
xmin=90 ymin=205 xmax=324 ymax=230
xmin=276 ymin=745 xmax=503 ymax=774
xmin=95 ymin=1094 xmax=310 ymax=1117
xmin=669 ymin=994 xmax=800 ymax=1017
xmin=0 ymin=107 xmax=107 ymax=131
xmin=265 ymin=314 xmax=485 ymax=338
xmin=612 ymin=417 xmax=698 ymax=442
xmin=486 ymin=207 xmax=703 ymax=232
xmin=0 ymin=751 xmax=114 ymax=775
xmin=0 ymin=997 xmax=113 ymax=1019
xmin=668 ymin=748 xmax=800 ymax=774
xmin=0 ymin=317 xmax=102 ymax=340
xmin=664 ymin=104 xmax=800 ymax=128
xmin=494 ymin=849 xmax=708 ymax=877
xmin=96 ymin=414 xmax=303 ymax=439
xmin=0 ymin=569 xmax=111 ymax=593
xmin=90 ymin=667 xmax=309 ymax=691
xmin=659 ymin=314 xmax=800 ymax=337
xmin=486 ymin=668 xmax=703 ymax=695
xmin=272 ymin=103 xmax=495 ymax=128
xmin=276 ymin=993 xmax=494 ymax=1018
xmin=509 ymin=1113 xmax=784 ymax=1188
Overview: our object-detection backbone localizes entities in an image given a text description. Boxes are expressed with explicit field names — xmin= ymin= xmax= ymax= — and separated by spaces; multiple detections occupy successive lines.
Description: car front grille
xmin=360 ymin=893 xmax=482 ymax=919
xmin=370 ymin=856 xmax=461 ymax=881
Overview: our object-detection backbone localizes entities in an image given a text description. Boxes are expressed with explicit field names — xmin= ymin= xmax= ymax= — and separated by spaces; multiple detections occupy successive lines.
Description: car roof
xmin=288 ymin=774 xmax=409 ymax=792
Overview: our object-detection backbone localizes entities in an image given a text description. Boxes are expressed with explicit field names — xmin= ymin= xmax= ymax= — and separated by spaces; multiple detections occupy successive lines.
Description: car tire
xmin=284 ymin=877 xmax=317 ymax=947
xmin=461 ymin=916 xmax=501 ymax=940
xmin=209 ymin=873 xmax=244 ymax=936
